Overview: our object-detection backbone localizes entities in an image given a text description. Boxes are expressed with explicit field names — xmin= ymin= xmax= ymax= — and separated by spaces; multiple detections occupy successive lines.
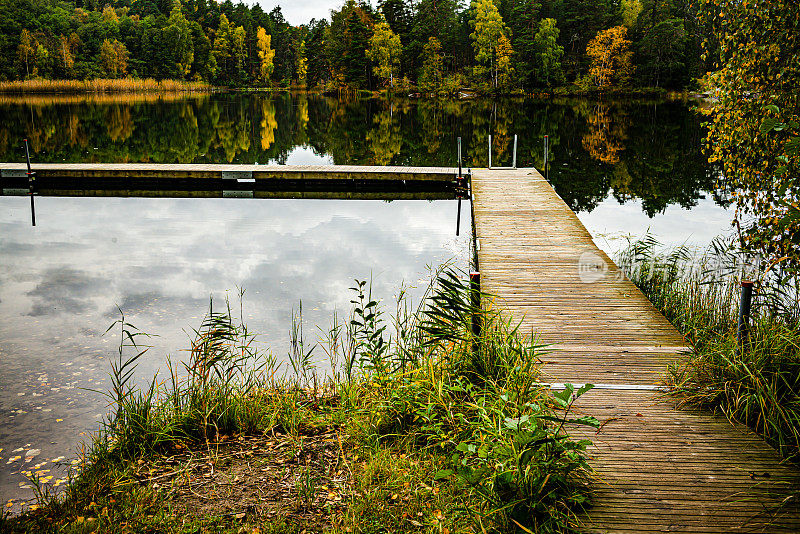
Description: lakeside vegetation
xmin=2 ymin=270 xmax=599 ymax=533
xmin=619 ymin=236 xmax=800 ymax=462
xmin=0 ymin=0 xmax=710 ymax=94
xmin=0 ymin=77 xmax=212 ymax=93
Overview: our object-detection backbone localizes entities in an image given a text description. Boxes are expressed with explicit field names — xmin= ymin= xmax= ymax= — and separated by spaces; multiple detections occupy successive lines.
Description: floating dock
xmin=0 ymin=163 xmax=461 ymax=199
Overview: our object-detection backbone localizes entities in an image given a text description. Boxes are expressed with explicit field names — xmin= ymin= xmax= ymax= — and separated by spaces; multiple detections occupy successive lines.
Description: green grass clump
xmin=3 ymin=268 xmax=598 ymax=533
xmin=619 ymin=235 xmax=800 ymax=461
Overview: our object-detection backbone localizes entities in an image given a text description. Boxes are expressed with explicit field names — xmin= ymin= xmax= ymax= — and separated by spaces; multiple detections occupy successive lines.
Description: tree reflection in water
xmin=0 ymin=92 xmax=722 ymax=216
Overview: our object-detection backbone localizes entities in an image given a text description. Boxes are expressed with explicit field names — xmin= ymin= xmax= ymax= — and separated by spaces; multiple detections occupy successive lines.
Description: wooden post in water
xmin=737 ymin=280 xmax=754 ymax=353
xmin=470 ymin=271 xmax=481 ymax=347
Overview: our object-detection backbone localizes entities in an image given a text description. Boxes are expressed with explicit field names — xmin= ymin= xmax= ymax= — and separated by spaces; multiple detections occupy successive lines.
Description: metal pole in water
xmin=488 ymin=135 xmax=492 ymax=169
xmin=24 ymin=139 xmax=36 ymax=226
xmin=512 ymin=134 xmax=518 ymax=169
xmin=737 ymin=280 xmax=754 ymax=353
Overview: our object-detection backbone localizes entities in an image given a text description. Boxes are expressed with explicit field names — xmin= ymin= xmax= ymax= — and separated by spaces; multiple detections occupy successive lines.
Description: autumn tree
xmin=495 ymin=33 xmax=514 ymax=89
xmin=620 ymin=0 xmax=643 ymax=28
xmin=296 ymin=39 xmax=307 ymax=85
xmin=470 ymin=0 xmax=513 ymax=90
xmin=57 ymin=33 xmax=80 ymax=76
xmin=418 ymin=36 xmax=443 ymax=91
xmin=99 ymin=39 xmax=128 ymax=78
xmin=366 ymin=18 xmax=402 ymax=88
xmin=701 ymin=0 xmax=800 ymax=271
xmin=256 ymin=27 xmax=275 ymax=84
xmin=586 ymin=26 xmax=634 ymax=88
xmin=18 ymin=29 xmax=36 ymax=77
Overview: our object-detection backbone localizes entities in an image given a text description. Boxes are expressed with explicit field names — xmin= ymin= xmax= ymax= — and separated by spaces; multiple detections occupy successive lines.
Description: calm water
xmin=0 ymin=93 xmax=731 ymax=505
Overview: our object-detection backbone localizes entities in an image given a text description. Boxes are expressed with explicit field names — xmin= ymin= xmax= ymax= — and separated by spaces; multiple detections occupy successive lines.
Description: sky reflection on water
xmin=0 ymin=191 xmax=470 ymax=504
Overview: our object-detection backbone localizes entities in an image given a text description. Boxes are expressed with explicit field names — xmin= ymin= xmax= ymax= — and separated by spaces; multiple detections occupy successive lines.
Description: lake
xmin=0 ymin=92 xmax=731 ymax=505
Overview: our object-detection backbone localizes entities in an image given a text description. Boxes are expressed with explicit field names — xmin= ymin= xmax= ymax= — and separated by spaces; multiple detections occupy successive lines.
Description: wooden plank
xmin=470 ymin=168 xmax=800 ymax=532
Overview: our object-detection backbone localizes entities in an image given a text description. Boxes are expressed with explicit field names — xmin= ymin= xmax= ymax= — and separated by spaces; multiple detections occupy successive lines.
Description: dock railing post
xmin=488 ymin=135 xmax=492 ymax=169
xmin=512 ymin=134 xmax=518 ymax=169
xmin=737 ymin=280 xmax=754 ymax=353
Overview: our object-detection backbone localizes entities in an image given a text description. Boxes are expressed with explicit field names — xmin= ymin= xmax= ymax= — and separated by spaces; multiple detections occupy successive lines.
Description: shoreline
xmin=0 ymin=78 xmax=703 ymax=102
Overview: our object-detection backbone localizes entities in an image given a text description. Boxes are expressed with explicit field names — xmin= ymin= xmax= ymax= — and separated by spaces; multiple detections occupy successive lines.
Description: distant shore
xmin=0 ymin=78 xmax=705 ymax=102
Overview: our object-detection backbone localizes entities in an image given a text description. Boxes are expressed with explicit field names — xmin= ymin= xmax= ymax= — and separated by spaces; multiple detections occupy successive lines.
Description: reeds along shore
xmin=618 ymin=236 xmax=800 ymax=462
xmin=4 ymin=269 xmax=599 ymax=534
xmin=0 ymin=78 xmax=214 ymax=94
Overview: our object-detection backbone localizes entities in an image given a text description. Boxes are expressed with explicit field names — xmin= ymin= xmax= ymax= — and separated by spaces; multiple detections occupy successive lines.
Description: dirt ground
xmin=133 ymin=427 xmax=351 ymax=531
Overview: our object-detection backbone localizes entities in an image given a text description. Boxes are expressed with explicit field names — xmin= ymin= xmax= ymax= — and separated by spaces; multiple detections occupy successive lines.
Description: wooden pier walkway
xmin=471 ymin=168 xmax=800 ymax=533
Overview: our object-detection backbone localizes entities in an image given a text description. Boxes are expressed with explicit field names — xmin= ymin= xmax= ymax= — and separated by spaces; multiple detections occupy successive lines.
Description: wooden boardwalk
xmin=471 ymin=168 xmax=800 ymax=533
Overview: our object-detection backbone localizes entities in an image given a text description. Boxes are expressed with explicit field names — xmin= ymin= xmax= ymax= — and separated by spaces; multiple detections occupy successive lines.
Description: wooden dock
xmin=471 ymin=168 xmax=800 ymax=532
xmin=0 ymin=163 xmax=460 ymax=199
xmin=0 ymin=163 xmax=457 ymax=182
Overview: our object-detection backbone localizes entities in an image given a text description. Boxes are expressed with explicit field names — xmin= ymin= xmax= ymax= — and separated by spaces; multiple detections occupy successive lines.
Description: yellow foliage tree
xmin=495 ymin=33 xmax=514 ymax=90
xmin=620 ymin=0 xmax=643 ymax=28
xmin=17 ymin=29 xmax=36 ymax=77
xmin=99 ymin=39 xmax=128 ymax=78
xmin=470 ymin=0 xmax=513 ymax=90
xmin=256 ymin=27 xmax=275 ymax=85
xmin=586 ymin=26 xmax=634 ymax=88
xmin=296 ymin=39 xmax=308 ymax=86
xmin=366 ymin=19 xmax=402 ymax=88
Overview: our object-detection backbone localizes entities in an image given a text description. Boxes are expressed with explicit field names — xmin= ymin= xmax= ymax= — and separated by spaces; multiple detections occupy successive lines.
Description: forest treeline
xmin=0 ymin=0 xmax=709 ymax=92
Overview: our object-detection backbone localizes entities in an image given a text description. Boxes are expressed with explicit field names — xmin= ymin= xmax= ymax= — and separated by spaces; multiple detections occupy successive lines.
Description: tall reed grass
xmin=11 ymin=269 xmax=598 ymax=533
xmin=0 ymin=78 xmax=213 ymax=94
xmin=619 ymin=236 xmax=800 ymax=461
